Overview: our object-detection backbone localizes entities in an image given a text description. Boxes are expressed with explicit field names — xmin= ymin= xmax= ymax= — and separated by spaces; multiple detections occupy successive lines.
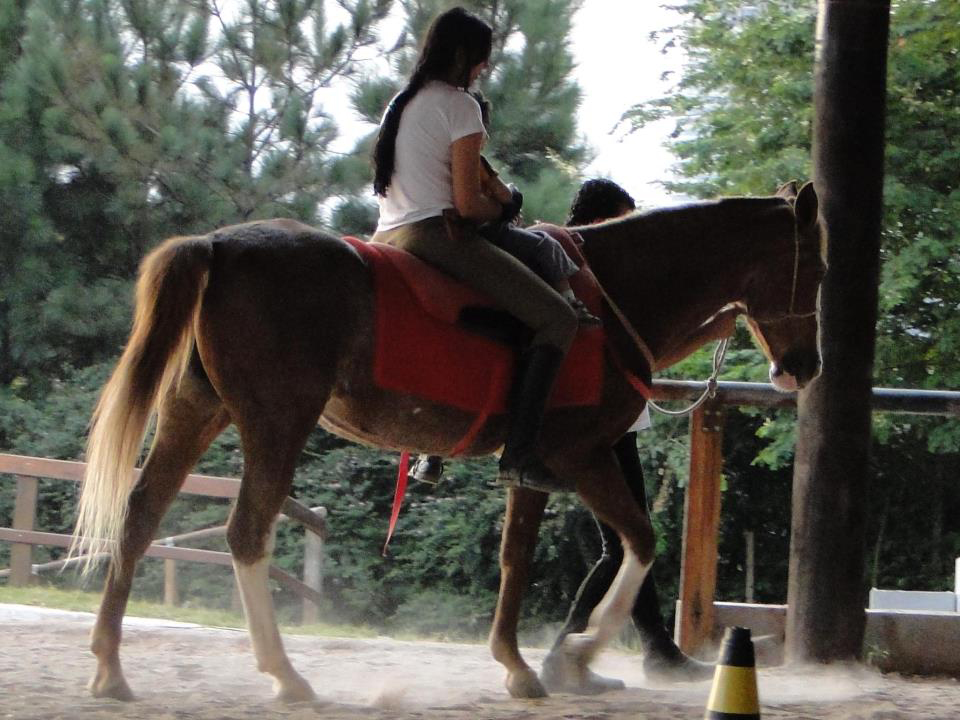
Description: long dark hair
xmin=372 ymin=7 xmax=493 ymax=197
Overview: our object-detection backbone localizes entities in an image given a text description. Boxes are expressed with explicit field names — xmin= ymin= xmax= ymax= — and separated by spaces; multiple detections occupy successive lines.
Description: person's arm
xmin=654 ymin=307 xmax=740 ymax=371
xmin=480 ymin=155 xmax=514 ymax=204
xmin=451 ymin=133 xmax=504 ymax=222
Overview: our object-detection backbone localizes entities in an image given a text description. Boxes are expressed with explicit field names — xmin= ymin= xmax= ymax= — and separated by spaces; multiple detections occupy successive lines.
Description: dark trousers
xmin=480 ymin=222 xmax=579 ymax=287
xmin=550 ymin=432 xmax=670 ymax=649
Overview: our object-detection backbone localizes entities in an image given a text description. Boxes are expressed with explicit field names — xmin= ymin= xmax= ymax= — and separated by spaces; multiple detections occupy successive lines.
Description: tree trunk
xmin=785 ymin=0 xmax=890 ymax=663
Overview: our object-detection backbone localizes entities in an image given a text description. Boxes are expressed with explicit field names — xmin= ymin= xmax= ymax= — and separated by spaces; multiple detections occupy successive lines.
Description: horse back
xmin=195 ymin=219 xmax=373 ymax=415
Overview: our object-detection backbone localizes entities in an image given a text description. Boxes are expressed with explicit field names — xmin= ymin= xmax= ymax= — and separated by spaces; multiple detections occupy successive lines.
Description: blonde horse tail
xmin=71 ymin=235 xmax=213 ymax=574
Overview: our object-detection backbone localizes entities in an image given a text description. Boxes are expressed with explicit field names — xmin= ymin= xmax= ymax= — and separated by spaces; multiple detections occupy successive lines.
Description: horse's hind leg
xmin=226 ymin=408 xmax=321 ymax=703
xmin=89 ymin=367 xmax=229 ymax=699
xmin=489 ymin=487 xmax=550 ymax=698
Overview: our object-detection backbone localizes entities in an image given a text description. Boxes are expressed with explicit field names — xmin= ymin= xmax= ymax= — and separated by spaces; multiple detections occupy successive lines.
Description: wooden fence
xmin=649 ymin=380 xmax=960 ymax=656
xmin=3 ymin=380 xmax=960 ymax=644
xmin=0 ymin=454 xmax=328 ymax=623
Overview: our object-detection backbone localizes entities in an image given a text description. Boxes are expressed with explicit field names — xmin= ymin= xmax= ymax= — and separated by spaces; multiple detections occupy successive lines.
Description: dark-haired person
xmin=370 ymin=7 xmax=576 ymax=493
xmin=541 ymin=179 xmax=738 ymax=692
xmin=567 ymin=178 xmax=638 ymax=226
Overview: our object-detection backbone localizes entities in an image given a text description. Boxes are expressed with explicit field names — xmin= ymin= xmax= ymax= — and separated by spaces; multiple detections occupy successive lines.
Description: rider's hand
xmin=499 ymin=185 xmax=523 ymax=224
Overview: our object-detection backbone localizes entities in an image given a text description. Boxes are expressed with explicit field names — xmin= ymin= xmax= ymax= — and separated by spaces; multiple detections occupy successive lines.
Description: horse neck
xmin=578 ymin=198 xmax=792 ymax=364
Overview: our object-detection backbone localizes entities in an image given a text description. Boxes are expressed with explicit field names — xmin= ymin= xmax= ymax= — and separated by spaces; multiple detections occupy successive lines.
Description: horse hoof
xmin=273 ymin=671 xmax=317 ymax=704
xmin=505 ymin=668 xmax=548 ymax=698
xmin=572 ymin=669 xmax=626 ymax=695
xmin=643 ymin=652 xmax=714 ymax=683
xmin=88 ymin=672 xmax=135 ymax=701
xmin=540 ymin=649 xmax=625 ymax=695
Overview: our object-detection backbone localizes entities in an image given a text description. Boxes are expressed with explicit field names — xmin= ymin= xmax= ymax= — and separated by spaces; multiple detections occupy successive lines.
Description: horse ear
xmin=776 ymin=180 xmax=799 ymax=201
xmin=795 ymin=181 xmax=819 ymax=231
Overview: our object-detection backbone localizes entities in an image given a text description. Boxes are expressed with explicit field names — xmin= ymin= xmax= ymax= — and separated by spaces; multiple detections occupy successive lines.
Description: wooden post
xmin=10 ymin=476 xmax=39 ymax=586
xmin=677 ymin=401 xmax=725 ymax=656
xmin=954 ymin=558 xmax=960 ymax=603
xmin=744 ymin=530 xmax=755 ymax=604
xmin=786 ymin=0 xmax=890 ymax=663
xmin=301 ymin=509 xmax=327 ymax=624
xmin=163 ymin=558 xmax=178 ymax=606
xmin=301 ymin=506 xmax=327 ymax=625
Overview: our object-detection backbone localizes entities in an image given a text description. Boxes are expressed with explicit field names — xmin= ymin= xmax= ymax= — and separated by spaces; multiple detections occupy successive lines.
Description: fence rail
xmin=648 ymin=379 xmax=960 ymax=656
xmin=651 ymin=379 xmax=960 ymax=416
xmin=0 ymin=454 xmax=327 ymax=622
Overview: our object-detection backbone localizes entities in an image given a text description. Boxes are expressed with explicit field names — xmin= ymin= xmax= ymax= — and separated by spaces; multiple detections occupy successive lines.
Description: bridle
xmin=648 ymin=222 xmax=819 ymax=417
xmin=745 ymin=226 xmax=820 ymax=324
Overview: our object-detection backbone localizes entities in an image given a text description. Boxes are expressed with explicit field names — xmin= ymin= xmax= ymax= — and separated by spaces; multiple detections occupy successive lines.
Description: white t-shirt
xmin=376 ymin=81 xmax=486 ymax=232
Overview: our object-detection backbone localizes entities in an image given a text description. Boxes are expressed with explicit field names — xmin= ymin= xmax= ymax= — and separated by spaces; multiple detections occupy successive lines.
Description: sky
xmin=570 ymin=3 xmax=685 ymax=206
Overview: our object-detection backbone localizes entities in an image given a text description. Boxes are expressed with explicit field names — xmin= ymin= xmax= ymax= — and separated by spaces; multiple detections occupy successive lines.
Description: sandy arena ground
xmin=2 ymin=603 xmax=959 ymax=719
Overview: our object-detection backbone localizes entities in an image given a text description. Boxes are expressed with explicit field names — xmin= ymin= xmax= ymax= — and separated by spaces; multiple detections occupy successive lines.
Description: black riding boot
xmin=498 ymin=345 xmax=572 ymax=493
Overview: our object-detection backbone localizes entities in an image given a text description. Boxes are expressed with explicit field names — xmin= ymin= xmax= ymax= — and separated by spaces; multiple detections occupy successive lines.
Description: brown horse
xmin=72 ymin=181 xmax=824 ymax=702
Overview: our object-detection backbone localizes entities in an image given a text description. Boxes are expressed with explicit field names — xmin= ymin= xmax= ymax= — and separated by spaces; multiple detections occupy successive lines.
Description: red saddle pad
xmin=343 ymin=226 xmax=606 ymax=416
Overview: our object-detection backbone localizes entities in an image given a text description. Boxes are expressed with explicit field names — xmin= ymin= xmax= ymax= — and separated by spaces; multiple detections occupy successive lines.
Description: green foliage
xmin=625 ymin=0 xmax=960 ymax=604
xmin=4 ymin=0 xmax=957 ymax=640
xmin=624 ymin=1 xmax=815 ymax=197
xmin=0 ymin=583 xmax=380 ymax=636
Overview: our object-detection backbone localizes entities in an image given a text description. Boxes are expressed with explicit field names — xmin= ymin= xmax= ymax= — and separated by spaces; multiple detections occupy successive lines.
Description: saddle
xmin=343 ymin=225 xmax=648 ymax=453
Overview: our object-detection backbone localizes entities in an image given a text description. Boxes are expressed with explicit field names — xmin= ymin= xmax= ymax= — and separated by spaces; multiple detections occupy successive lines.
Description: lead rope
xmin=646 ymin=336 xmax=729 ymax=417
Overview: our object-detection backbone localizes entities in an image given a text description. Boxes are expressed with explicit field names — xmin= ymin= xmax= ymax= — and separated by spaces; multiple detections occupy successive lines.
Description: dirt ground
xmin=2 ymin=603 xmax=959 ymax=719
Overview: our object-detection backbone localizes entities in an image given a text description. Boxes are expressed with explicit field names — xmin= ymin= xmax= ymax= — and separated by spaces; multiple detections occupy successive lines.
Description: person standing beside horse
xmin=370 ymin=6 xmax=577 ymax=494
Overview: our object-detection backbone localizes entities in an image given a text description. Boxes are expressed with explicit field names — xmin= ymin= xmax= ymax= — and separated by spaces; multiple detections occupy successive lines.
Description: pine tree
xmin=204 ymin=0 xmax=394 ymax=221
xmin=0 ymin=0 xmax=397 ymax=385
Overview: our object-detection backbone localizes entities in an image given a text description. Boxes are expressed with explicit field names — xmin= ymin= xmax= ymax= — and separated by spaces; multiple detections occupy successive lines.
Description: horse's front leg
xmin=489 ymin=486 xmax=550 ymax=698
xmin=562 ymin=451 xmax=656 ymax=679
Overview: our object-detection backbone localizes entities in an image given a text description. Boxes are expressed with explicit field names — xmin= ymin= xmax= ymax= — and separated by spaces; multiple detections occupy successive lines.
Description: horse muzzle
xmin=770 ymin=349 xmax=822 ymax=392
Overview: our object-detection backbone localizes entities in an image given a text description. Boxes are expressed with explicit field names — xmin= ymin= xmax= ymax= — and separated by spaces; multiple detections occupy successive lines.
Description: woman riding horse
xmin=370 ymin=7 xmax=577 ymax=494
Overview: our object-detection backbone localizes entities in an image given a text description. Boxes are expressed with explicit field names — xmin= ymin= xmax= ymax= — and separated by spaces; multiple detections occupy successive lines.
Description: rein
xmin=595 ymin=273 xmax=727 ymax=417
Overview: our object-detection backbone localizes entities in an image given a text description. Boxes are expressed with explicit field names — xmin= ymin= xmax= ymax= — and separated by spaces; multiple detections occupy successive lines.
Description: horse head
xmin=742 ymin=181 xmax=826 ymax=392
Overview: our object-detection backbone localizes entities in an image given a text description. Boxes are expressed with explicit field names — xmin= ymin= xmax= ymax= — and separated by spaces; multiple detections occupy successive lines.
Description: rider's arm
xmin=480 ymin=155 xmax=514 ymax=204
xmin=451 ymin=132 xmax=504 ymax=223
xmin=654 ymin=307 xmax=740 ymax=371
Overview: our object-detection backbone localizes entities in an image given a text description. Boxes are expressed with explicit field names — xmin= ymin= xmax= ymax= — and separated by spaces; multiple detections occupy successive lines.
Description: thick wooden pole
xmin=786 ymin=0 xmax=890 ymax=662
xmin=677 ymin=402 xmax=725 ymax=656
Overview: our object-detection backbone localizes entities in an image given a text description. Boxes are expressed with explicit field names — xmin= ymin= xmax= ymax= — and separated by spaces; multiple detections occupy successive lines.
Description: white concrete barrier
xmin=701 ymin=601 xmax=960 ymax=676
xmin=869 ymin=588 xmax=957 ymax=612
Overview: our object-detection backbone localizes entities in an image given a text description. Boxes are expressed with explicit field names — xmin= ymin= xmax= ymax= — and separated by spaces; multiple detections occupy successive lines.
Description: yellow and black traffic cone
xmin=704 ymin=626 xmax=760 ymax=719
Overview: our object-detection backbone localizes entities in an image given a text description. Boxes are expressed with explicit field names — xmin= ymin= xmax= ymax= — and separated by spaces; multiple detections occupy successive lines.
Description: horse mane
xmin=572 ymin=195 xmax=791 ymax=237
